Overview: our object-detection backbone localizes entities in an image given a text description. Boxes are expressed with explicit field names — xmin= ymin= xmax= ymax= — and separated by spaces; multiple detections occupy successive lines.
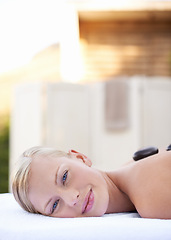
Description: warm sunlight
xmin=0 ymin=0 xmax=64 ymax=74
xmin=0 ymin=0 xmax=84 ymax=82
xmin=60 ymin=5 xmax=84 ymax=82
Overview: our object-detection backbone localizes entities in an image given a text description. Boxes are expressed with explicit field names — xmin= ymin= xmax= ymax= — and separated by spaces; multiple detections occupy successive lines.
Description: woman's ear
xmin=68 ymin=149 xmax=92 ymax=167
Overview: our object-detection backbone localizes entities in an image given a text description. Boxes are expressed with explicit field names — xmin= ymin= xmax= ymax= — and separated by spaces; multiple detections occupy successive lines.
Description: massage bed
xmin=0 ymin=193 xmax=171 ymax=240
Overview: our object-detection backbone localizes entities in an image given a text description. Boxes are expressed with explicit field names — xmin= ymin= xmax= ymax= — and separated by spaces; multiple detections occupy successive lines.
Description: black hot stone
xmin=133 ymin=146 xmax=159 ymax=161
xmin=166 ymin=144 xmax=171 ymax=151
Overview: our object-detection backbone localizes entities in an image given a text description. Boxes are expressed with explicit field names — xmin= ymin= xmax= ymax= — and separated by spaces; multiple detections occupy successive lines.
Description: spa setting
xmin=0 ymin=0 xmax=171 ymax=239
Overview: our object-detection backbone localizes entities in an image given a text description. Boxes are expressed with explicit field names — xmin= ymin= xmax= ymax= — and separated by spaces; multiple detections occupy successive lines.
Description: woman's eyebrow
xmin=44 ymin=198 xmax=52 ymax=215
xmin=44 ymin=166 xmax=59 ymax=214
xmin=55 ymin=166 xmax=60 ymax=185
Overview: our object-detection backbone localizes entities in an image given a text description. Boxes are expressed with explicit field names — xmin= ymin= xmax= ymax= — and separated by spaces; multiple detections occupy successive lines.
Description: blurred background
xmin=0 ymin=0 xmax=171 ymax=193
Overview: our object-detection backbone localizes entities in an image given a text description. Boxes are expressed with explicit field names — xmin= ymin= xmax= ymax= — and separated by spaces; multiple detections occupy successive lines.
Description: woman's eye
xmin=52 ymin=200 xmax=59 ymax=214
xmin=62 ymin=170 xmax=68 ymax=184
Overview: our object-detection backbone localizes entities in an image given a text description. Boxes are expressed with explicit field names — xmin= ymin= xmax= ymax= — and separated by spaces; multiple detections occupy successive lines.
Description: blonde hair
xmin=11 ymin=146 xmax=71 ymax=213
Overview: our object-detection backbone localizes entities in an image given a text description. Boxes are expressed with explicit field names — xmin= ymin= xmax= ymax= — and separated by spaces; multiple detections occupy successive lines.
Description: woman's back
xmin=115 ymin=150 xmax=171 ymax=219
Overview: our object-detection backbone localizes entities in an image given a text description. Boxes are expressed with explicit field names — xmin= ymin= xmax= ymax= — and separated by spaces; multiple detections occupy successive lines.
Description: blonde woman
xmin=12 ymin=145 xmax=171 ymax=219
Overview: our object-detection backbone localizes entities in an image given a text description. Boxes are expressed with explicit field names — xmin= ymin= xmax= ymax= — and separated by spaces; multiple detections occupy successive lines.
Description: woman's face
xmin=28 ymin=152 xmax=109 ymax=218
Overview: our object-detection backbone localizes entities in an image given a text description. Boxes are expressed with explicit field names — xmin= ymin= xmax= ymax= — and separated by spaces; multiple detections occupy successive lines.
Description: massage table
xmin=0 ymin=193 xmax=171 ymax=240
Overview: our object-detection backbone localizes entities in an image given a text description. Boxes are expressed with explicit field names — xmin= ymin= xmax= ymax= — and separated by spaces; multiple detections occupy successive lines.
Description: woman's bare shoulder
xmin=127 ymin=150 xmax=171 ymax=219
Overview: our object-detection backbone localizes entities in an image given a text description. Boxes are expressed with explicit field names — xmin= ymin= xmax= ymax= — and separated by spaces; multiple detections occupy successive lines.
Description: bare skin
xmin=28 ymin=149 xmax=171 ymax=219
xmin=107 ymin=149 xmax=171 ymax=219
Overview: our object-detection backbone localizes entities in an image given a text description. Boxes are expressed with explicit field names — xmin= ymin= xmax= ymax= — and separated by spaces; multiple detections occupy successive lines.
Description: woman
xmin=12 ymin=146 xmax=171 ymax=219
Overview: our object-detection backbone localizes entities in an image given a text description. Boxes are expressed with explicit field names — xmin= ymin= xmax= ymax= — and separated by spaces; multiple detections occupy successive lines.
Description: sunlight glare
xmin=0 ymin=0 xmax=64 ymax=73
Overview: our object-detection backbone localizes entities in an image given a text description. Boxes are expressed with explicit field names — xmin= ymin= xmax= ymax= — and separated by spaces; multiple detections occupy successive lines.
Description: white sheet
xmin=0 ymin=193 xmax=171 ymax=240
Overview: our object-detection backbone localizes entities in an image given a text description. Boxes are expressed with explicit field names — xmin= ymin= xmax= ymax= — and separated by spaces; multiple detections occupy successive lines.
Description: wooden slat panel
xmin=79 ymin=20 xmax=171 ymax=81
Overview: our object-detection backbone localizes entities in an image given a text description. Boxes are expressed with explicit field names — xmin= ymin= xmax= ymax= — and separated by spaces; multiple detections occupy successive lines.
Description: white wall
xmin=10 ymin=77 xmax=171 ymax=179
xmin=10 ymin=82 xmax=45 ymax=176
xmin=87 ymin=78 xmax=144 ymax=170
xmin=45 ymin=83 xmax=90 ymax=155
xmin=142 ymin=78 xmax=171 ymax=147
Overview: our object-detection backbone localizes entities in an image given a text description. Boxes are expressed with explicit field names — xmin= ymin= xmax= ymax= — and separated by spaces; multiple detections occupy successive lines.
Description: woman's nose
xmin=62 ymin=189 xmax=80 ymax=207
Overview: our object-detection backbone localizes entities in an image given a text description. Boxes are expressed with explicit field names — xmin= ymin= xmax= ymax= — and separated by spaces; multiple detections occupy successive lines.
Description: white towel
xmin=105 ymin=78 xmax=130 ymax=130
xmin=0 ymin=193 xmax=171 ymax=240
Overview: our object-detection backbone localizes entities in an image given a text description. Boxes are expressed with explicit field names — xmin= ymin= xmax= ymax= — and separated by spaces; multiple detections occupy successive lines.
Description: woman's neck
xmin=102 ymin=171 xmax=135 ymax=213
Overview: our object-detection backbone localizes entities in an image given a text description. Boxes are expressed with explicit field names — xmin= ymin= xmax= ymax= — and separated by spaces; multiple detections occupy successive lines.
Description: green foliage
xmin=0 ymin=117 xmax=9 ymax=193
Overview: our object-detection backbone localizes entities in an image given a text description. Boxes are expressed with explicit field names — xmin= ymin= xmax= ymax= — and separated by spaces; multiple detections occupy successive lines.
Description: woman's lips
xmin=82 ymin=189 xmax=94 ymax=214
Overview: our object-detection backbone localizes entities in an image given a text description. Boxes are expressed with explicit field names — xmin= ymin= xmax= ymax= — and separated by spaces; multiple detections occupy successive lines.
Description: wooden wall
xmin=79 ymin=19 xmax=171 ymax=82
